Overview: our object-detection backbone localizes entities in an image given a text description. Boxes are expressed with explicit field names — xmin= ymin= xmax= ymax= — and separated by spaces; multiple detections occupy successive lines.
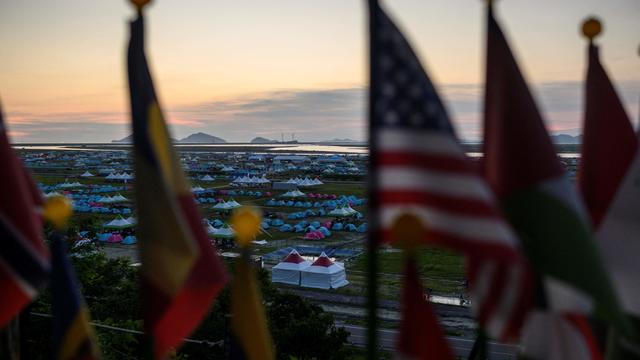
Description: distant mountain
xmin=112 ymin=134 xmax=134 ymax=143
xmin=551 ymin=134 xmax=581 ymax=144
xmin=178 ymin=132 xmax=226 ymax=144
xmin=250 ymin=137 xmax=279 ymax=144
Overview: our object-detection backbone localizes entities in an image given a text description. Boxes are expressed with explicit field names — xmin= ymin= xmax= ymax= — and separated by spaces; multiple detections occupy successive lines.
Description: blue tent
xmin=332 ymin=222 xmax=344 ymax=230
xmin=310 ymin=221 xmax=321 ymax=228
xmin=122 ymin=236 xmax=137 ymax=245
xmin=345 ymin=223 xmax=357 ymax=232
xmin=357 ymin=223 xmax=367 ymax=233
xmin=279 ymin=224 xmax=293 ymax=232
xmin=271 ymin=219 xmax=284 ymax=226
xmin=294 ymin=225 xmax=305 ymax=233
xmin=97 ymin=233 xmax=112 ymax=242
xmin=318 ymin=227 xmax=331 ymax=237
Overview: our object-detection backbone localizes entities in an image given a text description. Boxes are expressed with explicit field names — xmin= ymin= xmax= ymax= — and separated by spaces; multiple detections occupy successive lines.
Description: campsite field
xmin=25 ymin=148 xmax=465 ymax=300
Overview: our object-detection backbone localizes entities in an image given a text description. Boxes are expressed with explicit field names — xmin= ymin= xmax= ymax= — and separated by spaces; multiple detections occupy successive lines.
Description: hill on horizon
xmin=112 ymin=132 xmax=226 ymax=144
xmin=178 ymin=132 xmax=226 ymax=144
xmin=251 ymin=136 xmax=279 ymax=144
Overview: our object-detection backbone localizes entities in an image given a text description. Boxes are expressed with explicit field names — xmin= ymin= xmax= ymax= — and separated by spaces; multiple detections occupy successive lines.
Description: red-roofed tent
xmin=300 ymin=252 xmax=349 ymax=289
xmin=271 ymin=249 xmax=311 ymax=285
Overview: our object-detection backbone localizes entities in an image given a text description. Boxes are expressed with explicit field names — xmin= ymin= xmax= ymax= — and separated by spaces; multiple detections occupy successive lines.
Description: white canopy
xmin=300 ymin=252 xmax=348 ymax=289
xmin=80 ymin=171 xmax=95 ymax=177
xmin=272 ymin=249 xmax=311 ymax=286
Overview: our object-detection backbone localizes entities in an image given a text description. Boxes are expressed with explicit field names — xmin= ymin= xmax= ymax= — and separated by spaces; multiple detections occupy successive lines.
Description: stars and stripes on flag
xmin=368 ymin=0 xmax=531 ymax=341
xmin=0 ymin=104 xmax=50 ymax=328
xmin=51 ymin=235 xmax=100 ymax=360
xmin=127 ymin=12 xmax=228 ymax=359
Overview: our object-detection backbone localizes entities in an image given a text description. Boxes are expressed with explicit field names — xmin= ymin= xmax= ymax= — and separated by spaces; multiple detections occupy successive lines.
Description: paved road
xmin=338 ymin=323 xmax=518 ymax=359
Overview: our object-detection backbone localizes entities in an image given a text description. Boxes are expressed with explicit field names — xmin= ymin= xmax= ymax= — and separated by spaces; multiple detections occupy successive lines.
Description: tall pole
xmin=365 ymin=0 xmax=379 ymax=358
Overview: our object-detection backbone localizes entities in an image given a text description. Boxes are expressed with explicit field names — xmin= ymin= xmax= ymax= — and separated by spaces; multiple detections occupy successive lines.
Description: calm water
xmin=14 ymin=144 xmax=579 ymax=157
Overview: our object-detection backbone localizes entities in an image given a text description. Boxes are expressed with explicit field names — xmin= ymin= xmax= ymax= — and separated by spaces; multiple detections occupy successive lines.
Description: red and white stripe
xmin=375 ymin=128 xmax=531 ymax=340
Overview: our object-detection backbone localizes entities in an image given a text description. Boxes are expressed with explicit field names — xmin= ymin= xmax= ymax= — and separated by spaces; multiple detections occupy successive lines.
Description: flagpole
xmin=365 ymin=0 xmax=380 ymax=358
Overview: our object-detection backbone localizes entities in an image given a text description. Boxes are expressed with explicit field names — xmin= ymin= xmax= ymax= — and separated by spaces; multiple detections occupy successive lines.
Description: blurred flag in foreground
xmin=392 ymin=214 xmax=454 ymax=360
xmin=578 ymin=18 xmax=638 ymax=229
xmin=230 ymin=208 xmax=274 ymax=360
xmin=368 ymin=0 xmax=530 ymax=341
xmin=577 ymin=18 xmax=640 ymax=318
xmin=0 ymin=103 xmax=50 ymax=328
xmin=482 ymin=4 xmax=630 ymax=359
xmin=127 ymin=5 xmax=228 ymax=358
xmin=51 ymin=234 xmax=100 ymax=360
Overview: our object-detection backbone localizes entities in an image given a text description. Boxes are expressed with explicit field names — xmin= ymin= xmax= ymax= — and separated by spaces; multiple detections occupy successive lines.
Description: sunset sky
xmin=1 ymin=0 xmax=638 ymax=142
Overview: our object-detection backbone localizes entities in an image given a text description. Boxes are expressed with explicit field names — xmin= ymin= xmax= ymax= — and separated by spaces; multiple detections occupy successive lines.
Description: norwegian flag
xmin=0 ymin=104 xmax=50 ymax=327
xmin=368 ymin=0 xmax=531 ymax=340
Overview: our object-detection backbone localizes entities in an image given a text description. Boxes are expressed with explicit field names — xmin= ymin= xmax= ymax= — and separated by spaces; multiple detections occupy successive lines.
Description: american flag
xmin=368 ymin=2 xmax=530 ymax=340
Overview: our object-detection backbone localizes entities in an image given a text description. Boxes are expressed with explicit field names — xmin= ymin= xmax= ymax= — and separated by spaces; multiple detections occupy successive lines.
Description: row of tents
xmin=285 ymin=177 xmax=324 ymax=187
xmin=272 ymin=250 xmax=348 ymax=289
xmin=231 ymin=175 xmax=271 ymax=185
xmin=105 ymin=172 xmax=134 ymax=181
xmin=97 ymin=194 xmax=129 ymax=203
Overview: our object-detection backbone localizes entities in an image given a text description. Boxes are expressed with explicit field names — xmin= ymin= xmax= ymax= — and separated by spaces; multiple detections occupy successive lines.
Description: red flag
xmin=578 ymin=43 xmax=638 ymax=228
xmin=0 ymin=104 xmax=50 ymax=327
xmin=397 ymin=257 xmax=454 ymax=360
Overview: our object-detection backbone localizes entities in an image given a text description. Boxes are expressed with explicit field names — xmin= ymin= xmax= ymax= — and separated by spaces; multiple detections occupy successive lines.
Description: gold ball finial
xmin=390 ymin=213 xmax=425 ymax=251
xmin=43 ymin=195 xmax=73 ymax=230
xmin=582 ymin=17 xmax=602 ymax=40
xmin=129 ymin=0 xmax=151 ymax=10
xmin=231 ymin=207 xmax=262 ymax=248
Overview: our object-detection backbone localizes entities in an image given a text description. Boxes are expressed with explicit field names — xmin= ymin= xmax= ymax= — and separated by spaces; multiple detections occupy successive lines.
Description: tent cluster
xmin=272 ymin=250 xmax=348 ymax=289
xmin=230 ymin=174 xmax=271 ymax=186
xmin=103 ymin=216 xmax=136 ymax=229
xmin=285 ymin=177 xmax=323 ymax=187
xmin=97 ymin=193 xmax=129 ymax=203
xmin=105 ymin=172 xmax=134 ymax=181
xmin=281 ymin=190 xmax=306 ymax=198
xmin=58 ymin=181 xmax=84 ymax=189
xmin=328 ymin=205 xmax=359 ymax=217
xmin=206 ymin=223 xmax=235 ymax=239
xmin=212 ymin=199 xmax=241 ymax=211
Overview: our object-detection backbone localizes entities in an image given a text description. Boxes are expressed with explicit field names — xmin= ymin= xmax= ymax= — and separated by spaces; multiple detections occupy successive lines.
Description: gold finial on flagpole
xmin=582 ymin=17 xmax=602 ymax=41
xmin=129 ymin=0 xmax=151 ymax=11
xmin=391 ymin=213 xmax=425 ymax=253
xmin=43 ymin=195 xmax=73 ymax=230
xmin=231 ymin=207 xmax=262 ymax=248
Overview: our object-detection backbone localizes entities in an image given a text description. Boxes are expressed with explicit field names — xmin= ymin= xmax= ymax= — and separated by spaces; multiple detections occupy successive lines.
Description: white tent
xmin=104 ymin=216 xmax=134 ymax=229
xmin=201 ymin=174 xmax=215 ymax=182
xmin=80 ymin=171 xmax=95 ymax=177
xmin=300 ymin=252 xmax=348 ymax=289
xmin=272 ymin=249 xmax=311 ymax=286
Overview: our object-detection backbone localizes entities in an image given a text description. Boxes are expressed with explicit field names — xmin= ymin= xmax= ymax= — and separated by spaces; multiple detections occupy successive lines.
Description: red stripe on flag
xmin=0 ymin=264 xmax=31 ymax=326
xmin=378 ymin=190 xmax=501 ymax=218
xmin=563 ymin=313 xmax=603 ymax=360
xmin=379 ymin=229 xmax=520 ymax=261
xmin=378 ymin=152 xmax=478 ymax=174
xmin=151 ymin=195 xmax=228 ymax=359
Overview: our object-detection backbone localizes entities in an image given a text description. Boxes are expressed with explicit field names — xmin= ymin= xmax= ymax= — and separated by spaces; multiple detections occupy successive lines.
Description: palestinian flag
xmin=482 ymin=3 xmax=631 ymax=357
xmin=578 ymin=35 xmax=639 ymax=318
